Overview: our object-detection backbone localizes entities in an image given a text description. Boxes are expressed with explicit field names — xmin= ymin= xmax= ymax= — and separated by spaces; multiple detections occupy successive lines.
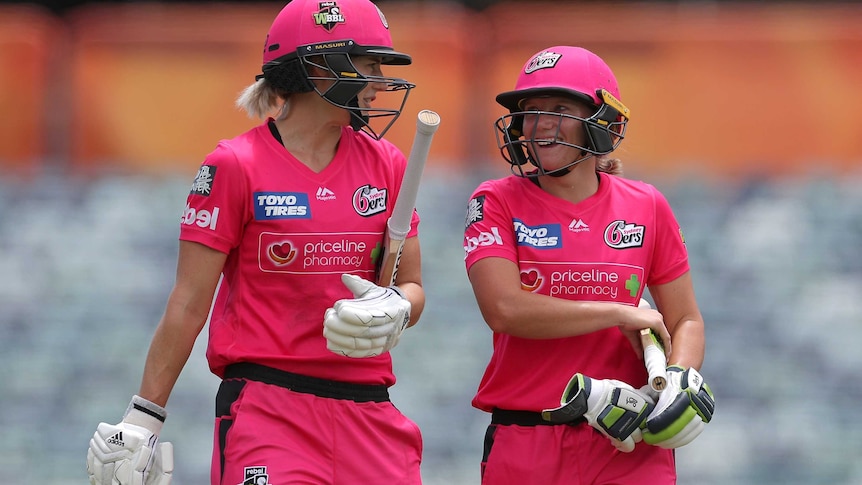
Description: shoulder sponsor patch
xmin=190 ymin=165 xmax=216 ymax=196
xmin=465 ymin=195 xmax=485 ymax=228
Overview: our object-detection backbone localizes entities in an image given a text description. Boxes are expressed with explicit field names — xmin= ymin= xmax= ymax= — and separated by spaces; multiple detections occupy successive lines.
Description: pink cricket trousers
xmin=212 ymin=363 xmax=423 ymax=485
xmin=481 ymin=409 xmax=676 ymax=485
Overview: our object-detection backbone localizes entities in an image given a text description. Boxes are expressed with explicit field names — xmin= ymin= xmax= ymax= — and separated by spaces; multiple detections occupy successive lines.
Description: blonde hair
xmin=596 ymin=157 xmax=624 ymax=176
xmin=235 ymin=78 xmax=290 ymax=121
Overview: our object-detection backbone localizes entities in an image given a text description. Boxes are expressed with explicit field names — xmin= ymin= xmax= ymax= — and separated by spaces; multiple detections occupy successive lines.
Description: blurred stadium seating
xmin=2 ymin=169 xmax=862 ymax=484
xmin=1 ymin=2 xmax=861 ymax=484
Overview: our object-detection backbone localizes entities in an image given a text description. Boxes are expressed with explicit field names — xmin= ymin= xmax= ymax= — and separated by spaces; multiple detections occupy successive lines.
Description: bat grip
xmin=387 ymin=218 xmax=409 ymax=241
xmin=643 ymin=343 xmax=668 ymax=392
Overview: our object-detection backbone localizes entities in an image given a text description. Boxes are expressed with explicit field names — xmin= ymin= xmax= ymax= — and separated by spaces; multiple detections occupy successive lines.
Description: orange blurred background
xmin=2 ymin=1 xmax=861 ymax=178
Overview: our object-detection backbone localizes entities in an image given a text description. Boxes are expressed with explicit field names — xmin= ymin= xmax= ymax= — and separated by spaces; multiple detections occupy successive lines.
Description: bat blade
xmin=639 ymin=299 xmax=668 ymax=392
xmin=377 ymin=110 xmax=441 ymax=286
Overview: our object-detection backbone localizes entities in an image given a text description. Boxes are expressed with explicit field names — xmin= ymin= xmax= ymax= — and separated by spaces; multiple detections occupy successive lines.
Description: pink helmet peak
xmin=496 ymin=46 xmax=620 ymax=111
xmin=262 ymin=0 xmax=411 ymax=66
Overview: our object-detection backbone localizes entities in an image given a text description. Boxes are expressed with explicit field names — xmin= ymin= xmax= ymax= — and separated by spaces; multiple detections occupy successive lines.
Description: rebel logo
xmin=267 ymin=242 xmax=296 ymax=265
xmin=464 ymin=226 xmax=503 ymax=255
xmin=181 ymin=204 xmax=219 ymax=230
xmin=520 ymin=269 xmax=543 ymax=292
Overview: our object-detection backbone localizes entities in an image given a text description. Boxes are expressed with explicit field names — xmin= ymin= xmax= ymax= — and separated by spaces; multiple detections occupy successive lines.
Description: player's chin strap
xmin=544 ymin=151 xmax=593 ymax=177
xmin=522 ymin=151 xmax=594 ymax=179
xmin=347 ymin=97 xmax=373 ymax=135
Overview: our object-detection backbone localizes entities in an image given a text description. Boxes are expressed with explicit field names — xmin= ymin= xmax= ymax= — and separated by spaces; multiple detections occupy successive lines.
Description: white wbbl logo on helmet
xmin=525 ymin=51 xmax=561 ymax=74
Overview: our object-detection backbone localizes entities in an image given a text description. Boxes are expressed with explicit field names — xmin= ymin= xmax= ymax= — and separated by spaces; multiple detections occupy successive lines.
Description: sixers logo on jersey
xmin=604 ymin=220 xmax=645 ymax=249
xmin=352 ymin=184 xmax=387 ymax=217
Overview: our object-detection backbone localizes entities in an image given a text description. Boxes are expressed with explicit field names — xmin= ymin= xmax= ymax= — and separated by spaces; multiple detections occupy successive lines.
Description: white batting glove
xmin=323 ymin=273 xmax=411 ymax=358
xmin=641 ymin=365 xmax=715 ymax=449
xmin=542 ymin=374 xmax=655 ymax=452
xmin=87 ymin=395 xmax=173 ymax=485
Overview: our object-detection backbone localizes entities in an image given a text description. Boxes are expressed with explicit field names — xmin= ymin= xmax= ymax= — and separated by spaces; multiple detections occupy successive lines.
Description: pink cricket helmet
xmin=262 ymin=0 xmax=411 ymax=66
xmin=496 ymin=46 xmax=620 ymax=111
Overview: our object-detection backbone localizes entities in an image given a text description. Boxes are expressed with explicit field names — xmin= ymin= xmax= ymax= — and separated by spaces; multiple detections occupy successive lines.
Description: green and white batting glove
xmin=641 ymin=365 xmax=715 ymax=449
xmin=87 ymin=395 xmax=174 ymax=485
xmin=542 ymin=373 xmax=655 ymax=452
xmin=323 ymin=273 xmax=411 ymax=358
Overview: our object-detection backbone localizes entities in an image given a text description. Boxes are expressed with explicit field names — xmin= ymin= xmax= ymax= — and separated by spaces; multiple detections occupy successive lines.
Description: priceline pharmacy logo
xmin=259 ymin=231 xmax=379 ymax=275
xmin=519 ymin=263 xmax=645 ymax=301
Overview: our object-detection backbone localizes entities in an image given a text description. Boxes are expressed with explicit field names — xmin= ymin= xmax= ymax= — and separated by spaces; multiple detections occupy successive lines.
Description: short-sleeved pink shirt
xmin=464 ymin=172 xmax=688 ymax=412
xmin=180 ymin=121 xmax=419 ymax=386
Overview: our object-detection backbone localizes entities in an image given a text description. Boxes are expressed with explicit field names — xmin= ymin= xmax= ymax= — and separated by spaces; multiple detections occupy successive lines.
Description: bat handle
xmin=639 ymin=298 xmax=668 ymax=393
xmin=642 ymin=329 xmax=668 ymax=392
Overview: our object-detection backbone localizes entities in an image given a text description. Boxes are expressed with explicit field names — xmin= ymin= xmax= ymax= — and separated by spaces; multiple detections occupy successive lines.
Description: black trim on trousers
xmin=491 ymin=408 xmax=585 ymax=426
xmin=223 ymin=362 xmax=390 ymax=403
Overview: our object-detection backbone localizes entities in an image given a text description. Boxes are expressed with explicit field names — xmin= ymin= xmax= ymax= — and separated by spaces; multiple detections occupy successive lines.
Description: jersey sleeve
xmin=463 ymin=181 xmax=517 ymax=271
xmin=648 ymin=187 xmax=690 ymax=284
xmin=179 ymin=142 xmax=249 ymax=254
xmin=408 ymin=209 xmax=420 ymax=238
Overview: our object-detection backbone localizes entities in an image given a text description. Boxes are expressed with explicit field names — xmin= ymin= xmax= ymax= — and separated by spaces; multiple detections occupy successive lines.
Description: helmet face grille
xmin=302 ymin=52 xmax=415 ymax=140
xmin=494 ymin=109 xmax=628 ymax=178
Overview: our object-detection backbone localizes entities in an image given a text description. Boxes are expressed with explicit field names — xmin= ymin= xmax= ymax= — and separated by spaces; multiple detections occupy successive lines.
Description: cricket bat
xmin=639 ymin=298 xmax=668 ymax=392
xmin=376 ymin=109 xmax=441 ymax=286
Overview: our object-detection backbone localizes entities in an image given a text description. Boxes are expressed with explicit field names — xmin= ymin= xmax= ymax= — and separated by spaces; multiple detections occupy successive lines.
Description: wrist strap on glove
xmin=123 ymin=395 xmax=167 ymax=436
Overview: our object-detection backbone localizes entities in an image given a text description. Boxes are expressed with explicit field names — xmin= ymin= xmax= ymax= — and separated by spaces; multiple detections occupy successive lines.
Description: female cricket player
xmin=86 ymin=1 xmax=426 ymax=483
xmin=463 ymin=46 xmax=715 ymax=484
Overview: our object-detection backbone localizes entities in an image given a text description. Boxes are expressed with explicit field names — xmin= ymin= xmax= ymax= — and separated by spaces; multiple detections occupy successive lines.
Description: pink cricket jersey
xmin=179 ymin=120 xmax=419 ymax=386
xmin=464 ymin=171 xmax=688 ymax=412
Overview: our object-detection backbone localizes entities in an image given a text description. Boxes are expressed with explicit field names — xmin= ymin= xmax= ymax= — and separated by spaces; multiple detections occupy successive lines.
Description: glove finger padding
xmin=642 ymin=366 xmax=715 ymax=449
xmin=335 ymin=274 xmax=410 ymax=327
xmin=323 ymin=274 xmax=411 ymax=358
xmin=542 ymin=373 xmax=655 ymax=453
xmin=146 ymin=442 xmax=173 ymax=485
xmin=88 ymin=422 xmax=154 ymax=485
xmin=323 ymin=308 xmax=399 ymax=339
